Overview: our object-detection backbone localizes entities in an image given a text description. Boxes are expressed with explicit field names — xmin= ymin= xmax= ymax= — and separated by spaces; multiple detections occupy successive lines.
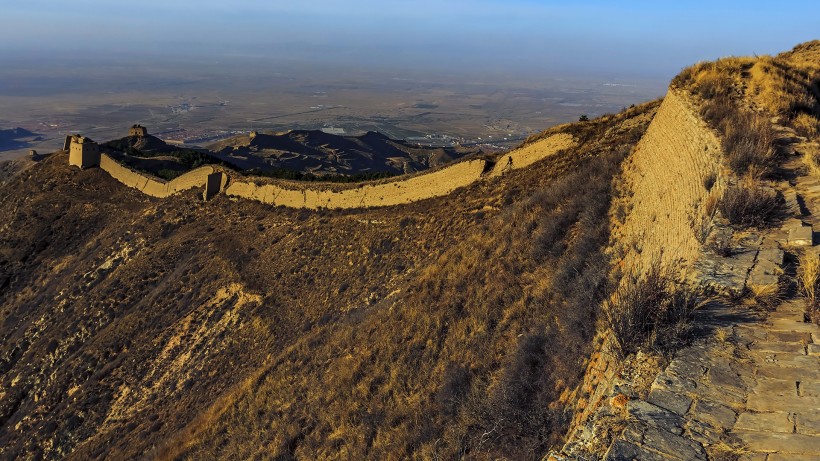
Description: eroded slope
xmin=0 ymin=103 xmax=657 ymax=460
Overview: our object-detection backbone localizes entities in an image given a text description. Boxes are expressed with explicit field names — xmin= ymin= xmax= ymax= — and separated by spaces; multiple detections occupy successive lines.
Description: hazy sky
xmin=2 ymin=1 xmax=818 ymax=78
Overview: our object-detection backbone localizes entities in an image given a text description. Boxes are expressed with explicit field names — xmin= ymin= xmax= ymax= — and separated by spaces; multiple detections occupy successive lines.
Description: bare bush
xmin=717 ymin=179 xmax=780 ymax=228
xmin=798 ymin=251 xmax=820 ymax=324
xmin=605 ymin=261 xmax=702 ymax=358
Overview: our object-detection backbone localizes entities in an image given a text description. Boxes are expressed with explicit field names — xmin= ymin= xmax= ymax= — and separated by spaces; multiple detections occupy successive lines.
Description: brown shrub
xmin=798 ymin=251 xmax=820 ymax=324
xmin=605 ymin=261 xmax=702 ymax=358
xmin=717 ymin=179 xmax=780 ymax=228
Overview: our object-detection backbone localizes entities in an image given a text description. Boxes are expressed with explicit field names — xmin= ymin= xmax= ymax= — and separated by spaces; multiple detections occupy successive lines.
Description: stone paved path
xmin=731 ymin=299 xmax=820 ymax=460
xmin=605 ymin=127 xmax=820 ymax=461
xmin=605 ymin=299 xmax=820 ymax=461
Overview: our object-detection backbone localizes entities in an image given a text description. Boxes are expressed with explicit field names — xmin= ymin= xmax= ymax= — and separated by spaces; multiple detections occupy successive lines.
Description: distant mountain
xmin=207 ymin=130 xmax=482 ymax=176
xmin=102 ymin=135 xmax=225 ymax=180
xmin=0 ymin=127 xmax=40 ymax=151
xmin=105 ymin=134 xmax=180 ymax=155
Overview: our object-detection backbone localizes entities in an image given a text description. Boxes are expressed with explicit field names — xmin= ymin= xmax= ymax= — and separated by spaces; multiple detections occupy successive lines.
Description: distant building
xmin=129 ymin=124 xmax=148 ymax=137
xmin=68 ymin=135 xmax=101 ymax=169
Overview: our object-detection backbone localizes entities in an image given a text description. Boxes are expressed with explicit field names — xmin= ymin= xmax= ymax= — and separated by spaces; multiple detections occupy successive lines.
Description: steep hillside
xmin=552 ymin=41 xmax=820 ymax=461
xmin=0 ymin=103 xmax=656 ymax=460
xmin=6 ymin=42 xmax=814 ymax=461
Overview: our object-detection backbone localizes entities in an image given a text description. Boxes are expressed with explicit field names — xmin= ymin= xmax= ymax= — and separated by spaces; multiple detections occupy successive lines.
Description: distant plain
xmin=0 ymin=54 xmax=665 ymax=160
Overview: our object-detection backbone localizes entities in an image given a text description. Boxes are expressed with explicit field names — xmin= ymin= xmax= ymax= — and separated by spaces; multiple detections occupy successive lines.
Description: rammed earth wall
xmin=563 ymin=89 xmax=727 ymax=441
xmin=77 ymin=133 xmax=574 ymax=208
xmin=613 ymin=89 xmax=725 ymax=272
xmin=98 ymin=154 xmax=222 ymax=198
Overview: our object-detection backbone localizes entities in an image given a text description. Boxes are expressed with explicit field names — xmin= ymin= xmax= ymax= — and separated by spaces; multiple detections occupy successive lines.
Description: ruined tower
xmin=129 ymin=124 xmax=148 ymax=137
xmin=68 ymin=135 xmax=101 ymax=169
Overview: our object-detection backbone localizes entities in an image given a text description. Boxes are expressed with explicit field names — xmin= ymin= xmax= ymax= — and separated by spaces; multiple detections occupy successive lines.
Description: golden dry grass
xmin=747 ymin=282 xmax=783 ymax=310
xmin=143 ymin=105 xmax=660 ymax=460
xmin=674 ymin=41 xmax=819 ymax=183
xmin=798 ymin=250 xmax=820 ymax=323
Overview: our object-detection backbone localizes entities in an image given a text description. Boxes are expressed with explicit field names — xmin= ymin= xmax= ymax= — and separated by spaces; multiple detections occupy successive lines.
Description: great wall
xmin=64 ymin=130 xmax=576 ymax=209
xmin=63 ymin=86 xmax=820 ymax=460
xmin=550 ymin=86 xmax=820 ymax=459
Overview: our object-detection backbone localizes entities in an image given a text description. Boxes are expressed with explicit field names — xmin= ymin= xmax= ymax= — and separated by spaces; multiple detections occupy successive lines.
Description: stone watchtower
xmin=68 ymin=135 xmax=101 ymax=169
xmin=129 ymin=124 xmax=148 ymax=137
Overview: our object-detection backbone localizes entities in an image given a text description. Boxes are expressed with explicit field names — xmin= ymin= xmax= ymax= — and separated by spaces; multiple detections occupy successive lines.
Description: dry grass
xmin=142 ymin=107 xmax=660 ymax=461
xmin=797 ymin=250 xmax=820 ymax=323
xmin=605 ymin=260 xmax=704 ymax=359
xmin=707 ymin=439 xmax=750 ymax=461
xmin=804 ymin=151 xmax=820 ymax=177
xmin=715 ymin=327 xmax=733 ymax=344
xmin=747 ymin=282 xmax=783 ymax=311
xmin=675 ymin=42 xmax=819 ymax=184
xmin=717 ymin=176 xmax=780 ymax=228
xmin=690 ymin=191 xmax=721 ymax=245
xmin=794 ymin=112 xmax=820 ymax=138
xmin=748 ymin=50 xmax=820 ymax=136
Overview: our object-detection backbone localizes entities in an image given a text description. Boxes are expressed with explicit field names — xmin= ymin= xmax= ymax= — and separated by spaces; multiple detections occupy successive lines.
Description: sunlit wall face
xmin=2 ymin=0 xmax=819 ymax=79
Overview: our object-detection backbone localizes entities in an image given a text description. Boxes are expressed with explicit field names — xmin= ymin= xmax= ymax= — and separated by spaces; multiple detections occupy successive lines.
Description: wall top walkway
xmin=78 ymin=133 xmax=576 ymax=209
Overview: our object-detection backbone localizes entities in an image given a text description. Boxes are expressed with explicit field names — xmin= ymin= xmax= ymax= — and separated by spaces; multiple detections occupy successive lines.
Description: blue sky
xmin=2 ymin=1 xmax=818 ymax=78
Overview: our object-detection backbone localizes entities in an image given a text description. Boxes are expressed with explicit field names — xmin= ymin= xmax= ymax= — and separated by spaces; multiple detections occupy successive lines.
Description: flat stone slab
xmin=767 ymin=317 xmax=818 ymax=333
xmin=747 ymin=268 xmax=779 ymax=287
xmin=695 ymin=250 xmax=758 ymax=295
xmin=768 ymin=454 xmax=820 ymax=461
xmin=652 ymin=371 xmax=698 ymax=395
xmin=753 ymin=258 xmax=783 ymax=276
xmin=783 ymin=189 xmax=800 ymax=214
xmin=755 ymin=354 xmax=818 ymax=368
xmin=605 ymin=440 xmax=671 ymax=461
xmin=787 ymin=224 xmax=814 ymax=246
xmin=627 ymin=400 xmax=685 ymax=434
xmin=735 ymin=325 xmax=768 ymax=343
xmin=737 ymin=454 xmax=767 ymax=461
xmin=684 ymin=419 xmax=724 ymax=446
xmin=756 ymin=364 xmax=820 ymax=381
xmin=799 ymin=381 xmax=820 ymax=397
xmin=689 ymin=380 xmax=746 ymax=409
xmin=754 ymin=378 xmax=800 ymax=397
xmin=689 ymin=398 xmax=737 ymax=429
xmin=767 ymin=330 xmax=812 ymax=342
xmin=734 ymin=412 xmax=795 ymax=433
xmin=758 ymin=247 xmax=785 ymax=266
xmin=796 ymin=411 xmax=820 ymax=436
xmin=707 ymin=363 xmax=747 ymax=391
xmin=808 ymin=343 xmax=820 ymax=356
xmin=749 ymin=341 xmax=807 ymax=353
xmin=746 ymin=393 xmax=820 ymax=413
xmin=632 ymin=423 xmax=708 ymax=460
xmin=647 ymin=387 xmax=693 ymax=416
xmin=732 ymin=430 xmax=820 ymax=454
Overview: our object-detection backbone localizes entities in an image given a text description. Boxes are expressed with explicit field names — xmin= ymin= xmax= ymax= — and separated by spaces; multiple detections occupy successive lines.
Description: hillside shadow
xmin=0 ymin=128 xmax=43 ymax=152
xmin=689 ymin=298 xmax=766 ymax=341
